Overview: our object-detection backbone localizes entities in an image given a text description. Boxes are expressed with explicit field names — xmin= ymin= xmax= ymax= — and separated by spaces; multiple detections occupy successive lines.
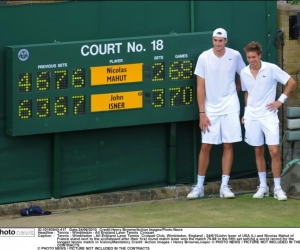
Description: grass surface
xmin=0 ymin=194 xmax=299 ymax=227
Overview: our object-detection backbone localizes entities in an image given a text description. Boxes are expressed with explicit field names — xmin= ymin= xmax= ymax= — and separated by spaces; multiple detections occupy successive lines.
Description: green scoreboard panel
xmin=6 ymin=32 xmax=212 ymax=136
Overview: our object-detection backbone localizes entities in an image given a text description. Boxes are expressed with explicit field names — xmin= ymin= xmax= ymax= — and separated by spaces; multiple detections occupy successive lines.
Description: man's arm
xmin=267 ymin=76 xmax=296 ymax=111
xmin=236 ymin=52 xmax=246 ymax=93
xmin=236 ymin=76 xmax=241 ymax=93
xmin=241 ymin=91 xmax=248 ymax=124
xmin=282 ymin=77 xmax=296 ymax=97
xmin=197 ymin=75 xmax=211 ymax=133
xmin=197 ymin=75 xmax=205 ymax=112
xmin=244 ymin=90 xmax=248 ymax=107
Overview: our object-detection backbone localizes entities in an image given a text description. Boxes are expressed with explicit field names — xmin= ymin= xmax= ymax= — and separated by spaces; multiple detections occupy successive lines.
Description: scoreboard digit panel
xmin=6 ymin=32 xmax=213 ymax=136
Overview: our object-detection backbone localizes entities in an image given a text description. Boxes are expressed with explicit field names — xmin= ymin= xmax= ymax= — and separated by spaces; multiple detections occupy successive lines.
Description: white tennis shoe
xmin=220 ymin=185 xmax=235 ymax=198
xmin=253 ymin=186 xmax=269 ymax=198
xmin=187 ymin=185 xmax=204 ymax=199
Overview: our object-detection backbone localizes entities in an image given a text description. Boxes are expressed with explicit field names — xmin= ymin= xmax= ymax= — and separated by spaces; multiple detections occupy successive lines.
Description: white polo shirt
xmin=194 ymin=48 xmax=246 ymax=115
xmin=241 ymin=61 xmax=290 ymax=120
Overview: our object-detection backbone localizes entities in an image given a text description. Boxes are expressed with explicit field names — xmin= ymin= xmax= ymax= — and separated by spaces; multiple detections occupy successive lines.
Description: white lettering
xmin=37 ymin=64 xmax=57 ymax=69
xmin=175 ymin=54 xmax=188 ymax=58
xmin=107 ymin=44 xmax=115 ymax=54
xmin=81 ymin=43 xmax=123 ymax=56
xmin=57 ymin=63 xmax=68 ymax=68
xmin=109 ymin=59 xmax=124 ymax=64
xmin=99 ymin=44 xmax=107 ymax=55
xmin=127 ymin=42 xmax=135 ymax=52
xmin=81 ymin=45 xmax=89 ymax=56
xmin=154 ymin=56 xmax=164 ymax=60
xmin=90 ymin=44 xmax=99 ymax=56
xmin=115 ymin=43 xmax=122 ymax=53
xmin=127 ymin=42 xmax=144 ymax=53
xmin=135 ymin=44 xmax=143 ymax=52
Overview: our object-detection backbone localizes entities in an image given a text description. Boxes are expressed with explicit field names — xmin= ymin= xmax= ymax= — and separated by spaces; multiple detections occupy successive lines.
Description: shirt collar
xmin=245 ymin=60 xmax=266 ymax=74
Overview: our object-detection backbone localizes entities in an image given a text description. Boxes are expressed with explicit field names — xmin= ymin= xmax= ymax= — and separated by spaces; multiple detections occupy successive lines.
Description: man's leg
xmin=260 ymin=115 xmax=286 ymax=200
xmin=187 ymin=143 xmax=212 ymax=199
xmin=254 ymin=145 xmax=268 ymax=187
xmin=187 ymin=115 xmax=221 ymax=199
xmin=252 ymin=145 xmax=269 ymax=198
xmin=198 ymin=143 xmax=212 ymax=176
xmin=219 ymin=112 xmax=242 ymax=198
xmin=268 ymin=145 xmax=281 ymax=178
xmin=221 ymin=143 xmax=233 ymax=187
xmin=268 ymin=145 xmax=287 ymax=200
xmin=197 ymin=143 xmax=213 ymax=189
xmin=244 ymin=119 xmax=269 ymax=198
xmin=254 ymin=145 xmax=266 ymax=172
xmin=219 ymin=143 xmax=235 ymax=198
xmin=222 ymin=142 xmax=233 ymax=176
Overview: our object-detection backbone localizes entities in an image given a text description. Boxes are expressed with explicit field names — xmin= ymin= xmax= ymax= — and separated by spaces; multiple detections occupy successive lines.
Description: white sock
xmin=258 ymin=172 xmax=267 ymax=187
xmin=197 ymin=175 xmax=205 ymax=188
xmin=221 ymin=175 xmax=230 ymax=187
xmin=274 ymin=178 xmax=281 ymax=189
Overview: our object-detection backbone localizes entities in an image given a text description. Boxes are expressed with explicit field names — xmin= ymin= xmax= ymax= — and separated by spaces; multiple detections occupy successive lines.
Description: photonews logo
xmin=0 ymin=229 xmax=16 ymax=235
xmin=18 ymin=49 xmax=29 ymax=61
xmin=0 ymin=228 xmax=34 ymax=237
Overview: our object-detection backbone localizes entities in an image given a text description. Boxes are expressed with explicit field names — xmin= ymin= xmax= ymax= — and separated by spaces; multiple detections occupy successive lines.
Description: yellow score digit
xmin=18 ymin=100 xmax=32 ymax=119
xmin=169 ymin=60 xmax=194 ymax=81
xmin=72 ymin=95 xmax=85 ymax=115
xmin=152 ymin=62 xmax=165 ymax=82
xmin=19 ymin=73 xmax=32 ymax=92
xmin=169 ymin=62 xmax=182 ymax=81
xmin=169 ymin=87 xmax=181 ymax=106
xmin=169 ymin=86 xmax=193 ymax=106
xmin=55 ymin=70 xmax=68 ymax=90
xmin=152 ymin=89 xmax=165 ymax=108
xmin=182 ymin=86 xmax=193 ymax=105
xmin=181 ymin=60 xmax=193 ymax=80
xmin=37 ymin=98 xmax=50 ymax=118
xmin=72 ymin=68 xmax=85 ymax=88
xmin=54 ymin=97 xmax=68 ymax=116
xmin=37 ymin=71 xmax=50 ymax=91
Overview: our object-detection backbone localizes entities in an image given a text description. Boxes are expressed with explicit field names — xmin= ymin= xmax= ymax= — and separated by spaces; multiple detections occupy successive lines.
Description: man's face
xmin=212 ymin=37 xmax=227 ymax=51
xmin=246 ymin=51 xmax=262 ymax=68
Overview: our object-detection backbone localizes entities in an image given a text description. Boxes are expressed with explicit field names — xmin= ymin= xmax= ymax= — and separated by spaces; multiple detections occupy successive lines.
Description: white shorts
xmin=244 ymin=114 xmax=279 ymax=146
xmin=201 ymin=112 xmax=242 ymax=144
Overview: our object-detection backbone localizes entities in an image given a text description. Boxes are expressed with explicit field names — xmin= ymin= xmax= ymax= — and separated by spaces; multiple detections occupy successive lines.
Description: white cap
xmin=212 ymin=28 xmax=227 ymax=39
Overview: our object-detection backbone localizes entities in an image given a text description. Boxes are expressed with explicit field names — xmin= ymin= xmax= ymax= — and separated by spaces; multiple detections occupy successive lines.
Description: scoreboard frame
xmin=6 ymin=31 xmax=213 ymax=136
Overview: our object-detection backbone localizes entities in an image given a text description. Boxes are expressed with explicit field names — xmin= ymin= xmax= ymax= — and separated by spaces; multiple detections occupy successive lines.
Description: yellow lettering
xmin=72 ymin=68 xmax=85 ymax=88
xmin=55 ymin=70 xmax=68 ymax=89
xmin=72 ymin=95 xmax=85 ymax=115
xmin=37 ymin=71 xmax=50 ymax=91
xmin=18 ymin=99 xmax=32 ymax=119
xmin=19 ymin=73 xmax=32 ymax=92
xmin=55 ymin=96 xmax=68 ymax=116
xmin=37 ymin=98 xmax=50 ymax=118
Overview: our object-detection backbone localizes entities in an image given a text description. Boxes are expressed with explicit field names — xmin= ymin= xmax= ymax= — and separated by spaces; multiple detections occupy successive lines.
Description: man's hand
xmin=236 ymin=80 xmax=241 ymax=93
xmin=241 ymin=117 xmax=245 ymax=124
xmin=199 ymin=113 xmax=211 ymax=133
xmin=266 ymin=101 xmax=282 ymax=112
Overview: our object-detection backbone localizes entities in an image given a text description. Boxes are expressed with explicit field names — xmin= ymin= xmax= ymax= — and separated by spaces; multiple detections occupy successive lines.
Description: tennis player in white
xmin=187 ymin=28 xmax=246 ymax=199
xmin=241 ymin=41 xmax=295 ymax=201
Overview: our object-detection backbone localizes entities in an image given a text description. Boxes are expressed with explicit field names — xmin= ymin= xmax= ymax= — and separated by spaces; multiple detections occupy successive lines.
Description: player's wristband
xmin=278 ymin=94 xmax=287 ymax=103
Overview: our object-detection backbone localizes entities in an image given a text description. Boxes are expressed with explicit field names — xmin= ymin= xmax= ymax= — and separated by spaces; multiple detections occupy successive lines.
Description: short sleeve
xmin=235 ymin=52 xmax=246 ymax=75
xmin=240 ymin=70 xmax=247 ymax=91
xmin=272 ymin=64 xmax=291 ymax=85
xmin=194 ymin=53 xmax=206 ymax=78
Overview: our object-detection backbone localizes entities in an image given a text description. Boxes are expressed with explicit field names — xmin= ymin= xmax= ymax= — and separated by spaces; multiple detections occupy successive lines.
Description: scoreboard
xmin=6 ymin=32 xmax=212 ymax=136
